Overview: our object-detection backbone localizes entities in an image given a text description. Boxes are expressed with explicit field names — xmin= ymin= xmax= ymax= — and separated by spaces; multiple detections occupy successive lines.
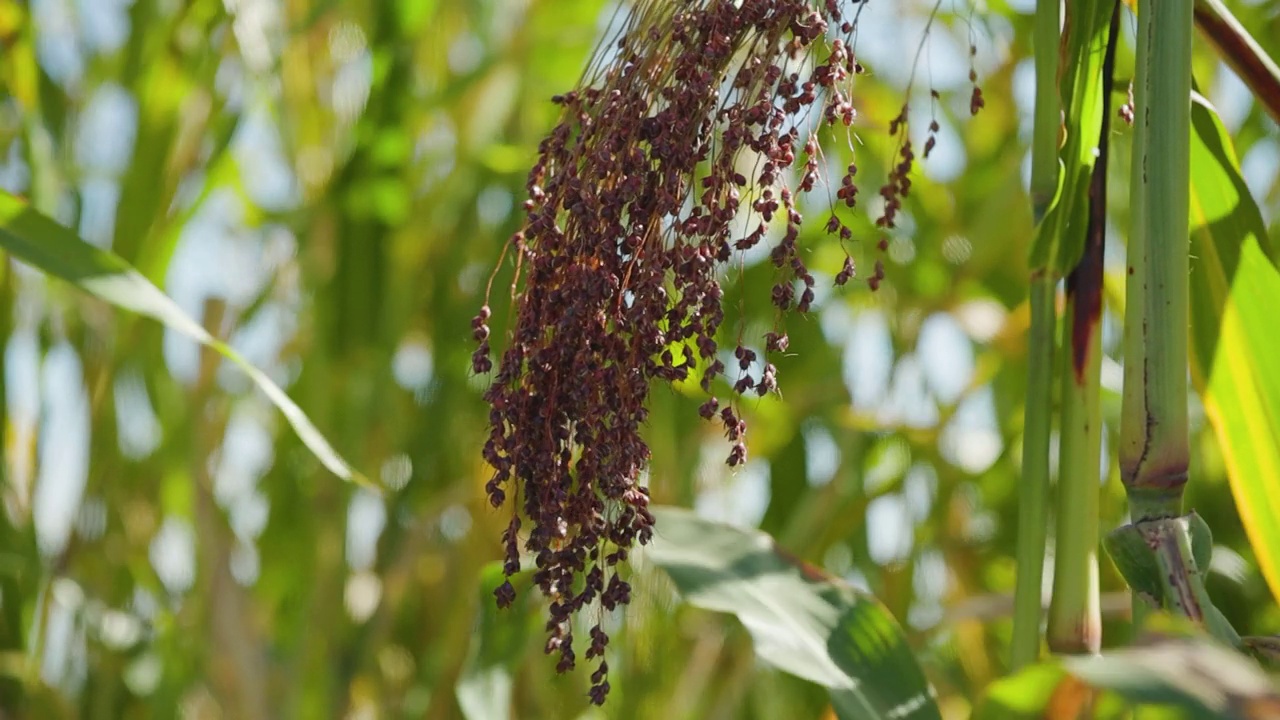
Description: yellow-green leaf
xmin=1187 ymin=93 xmax=1280 ymax=603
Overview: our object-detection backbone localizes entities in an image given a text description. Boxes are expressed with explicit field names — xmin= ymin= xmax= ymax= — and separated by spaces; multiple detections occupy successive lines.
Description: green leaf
xmin=1186 ymin=93 xmax=1280 ymax=605
xmin=644 ymin=507 xmax=940 ymax=720
xmin=976 ymin=620 xmax=1280 ymax=719
xmin=1027 ymin=0 xmax=1114 ymax=273
xmin=0 ymin=190 xmax=367 ymax=487
xmin=1063 ymin=623 xmax=1280 ymax=719
xmin=973 ymin=663 xmax=1132 ymax=720
xmin=973 ymin=663 xmax=1073 ymax=720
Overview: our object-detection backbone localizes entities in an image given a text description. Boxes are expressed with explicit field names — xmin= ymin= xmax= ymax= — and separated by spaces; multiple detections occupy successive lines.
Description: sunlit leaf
xmin=0 ymin=190 xmax=367 ymax=487
xmin=1063 ymin=624 xmax=1280 ymax=719
xmin=973 ymin=663 xmax=1073 ymax=720
xmin=1186 ymin=93 xmax=1280 ymax=605
xmin=643 ymin=507 xmax=940 ymax=720
xmin=976 ymin=620 xmax=1280 ymax=719
xmin=974 ymin=663 xmax=1138 ymax=720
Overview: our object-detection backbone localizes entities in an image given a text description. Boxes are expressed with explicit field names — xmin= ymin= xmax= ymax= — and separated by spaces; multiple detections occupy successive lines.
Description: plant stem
xmin=1144 ymin=517 xmax=1241 ymax=646
xmin=1046 ymin=1 xmax=1119 ymax=656
xmin=1119 ymin=0 xmax=1152 ymax=631
xmin=1123 ymin=0 xmax=1195 ymax=521
xmin=1012 ymin=278 xmax=1055 ymax=668
xmin=1046 ymin=292 xmax=1103 ymax=655
xmin=1119 ymin=0 xmax=1149 ymax=483
xmin=1011 ymin=0 xmax=1063 ymax=670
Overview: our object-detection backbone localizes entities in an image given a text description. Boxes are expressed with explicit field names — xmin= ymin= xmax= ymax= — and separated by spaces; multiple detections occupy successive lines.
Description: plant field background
xmin=0 ymin=0 xmax=1277 ymax=718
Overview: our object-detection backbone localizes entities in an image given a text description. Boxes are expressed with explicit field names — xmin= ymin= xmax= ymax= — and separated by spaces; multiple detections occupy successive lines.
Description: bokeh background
xmin=0 ymin=0 xmax=1278 ymax=718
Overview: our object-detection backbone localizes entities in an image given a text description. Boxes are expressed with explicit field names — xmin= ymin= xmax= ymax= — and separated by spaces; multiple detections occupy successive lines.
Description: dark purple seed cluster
xmin=470 ymin=0 xmax=959 ymax=704
xmin=968 ymin=47 xmax=986 ymax=116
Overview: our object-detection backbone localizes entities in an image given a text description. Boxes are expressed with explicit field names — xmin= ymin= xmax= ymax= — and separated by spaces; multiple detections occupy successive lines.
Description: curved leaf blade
xmin=1063 ymin=623 xmax=1280 ymax=719
xmin=1186 ymin=94 xmax=1280 ymax=603
xmin=644 ymin=506 xmax=940 ymax=720
xmin=976 ymin=620 xmax=1280 ymax=719
xmin=0 ymin=190 xmax=367 ymax=487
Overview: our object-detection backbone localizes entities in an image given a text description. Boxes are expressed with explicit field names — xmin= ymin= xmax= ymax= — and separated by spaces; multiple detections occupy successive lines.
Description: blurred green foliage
xmin=0 ymin=0 xmax=1277 ymax=718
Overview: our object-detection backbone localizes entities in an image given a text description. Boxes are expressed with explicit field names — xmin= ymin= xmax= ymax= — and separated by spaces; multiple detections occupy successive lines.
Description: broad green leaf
xmin=0 ymin=190 xmax=367 ymax=487
xmin=1186 ymin=94 xmax=1280 ymax=605
xmin=643 ymin=506 xmax=940 ymax=720
xmin=976 ymin=620 xmax=1279 ymax=719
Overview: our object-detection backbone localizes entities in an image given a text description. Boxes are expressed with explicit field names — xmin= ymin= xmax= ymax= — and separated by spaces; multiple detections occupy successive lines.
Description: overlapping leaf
xmin=975 ymin=619 xmax=1280 ymax=719
xmin=643 ymin=507 xmax=940 ymax=720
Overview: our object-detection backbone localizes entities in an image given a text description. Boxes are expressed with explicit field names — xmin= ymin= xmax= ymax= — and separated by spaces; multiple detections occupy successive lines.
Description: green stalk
xmin=1123 ymin=0 xmax=1194 ymax=521
xmin=1010 ymin=0 xmax=1063 ymax=670
xmin=1029 ymin=0 xmax=1062 ymax=222
xmin=1046 ymin=2 xmax=1119 ymax=656
xmin=1109 ymin=0 xmax=1245 ymax=650
xmin=1119 ymin=0 xmax=1152 ymax=629
xmin=1011 ymin=279 xmax=1055 ymax=668
xmin=1046 ymin=295 xmax=1103 ymax=654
